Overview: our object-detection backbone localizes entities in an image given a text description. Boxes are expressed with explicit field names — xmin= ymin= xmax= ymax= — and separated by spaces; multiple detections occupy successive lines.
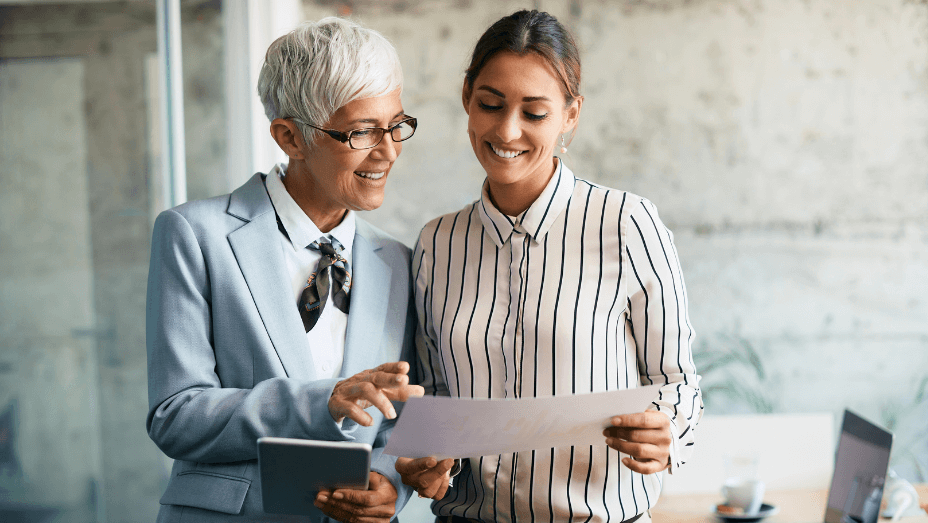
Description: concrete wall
xmin=308 ymin=0 xmax=928 ymax=482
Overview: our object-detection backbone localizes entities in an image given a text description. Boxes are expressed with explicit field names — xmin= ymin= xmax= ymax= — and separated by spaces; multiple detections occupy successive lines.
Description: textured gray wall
xmin=307 ymin=0 xmax=928 ymax=482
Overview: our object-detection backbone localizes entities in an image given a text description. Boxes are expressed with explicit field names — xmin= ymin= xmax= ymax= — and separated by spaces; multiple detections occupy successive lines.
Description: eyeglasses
xmin=291 ymin=116 xmax=417 ymax=150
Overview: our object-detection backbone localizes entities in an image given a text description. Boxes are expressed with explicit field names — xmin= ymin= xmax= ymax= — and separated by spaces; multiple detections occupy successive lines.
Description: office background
xmin=0 ymin=0 xmax=926 ymax=521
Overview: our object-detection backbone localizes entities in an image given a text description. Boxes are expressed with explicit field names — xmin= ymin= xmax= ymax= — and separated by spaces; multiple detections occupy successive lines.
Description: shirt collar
xmin=265 ymin=163 xmax=356 ymax=253
xmin=477 ymin=159 xmax=576 ymax=248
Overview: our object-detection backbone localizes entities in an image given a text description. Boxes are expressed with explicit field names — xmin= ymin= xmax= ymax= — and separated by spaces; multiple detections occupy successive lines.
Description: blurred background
xmin=0 ymin=0 xmax=926 ymax=521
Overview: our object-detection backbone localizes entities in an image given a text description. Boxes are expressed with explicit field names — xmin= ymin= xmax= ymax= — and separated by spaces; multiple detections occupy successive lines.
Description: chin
xmin=483 ymin=164 xmax=525 ymax=186
xmin=354 ymin=197 xmax=385 ymax=212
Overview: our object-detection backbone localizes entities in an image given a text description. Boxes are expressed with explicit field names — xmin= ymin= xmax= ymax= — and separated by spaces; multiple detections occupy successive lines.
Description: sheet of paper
xmin=384 ymin=384 xmax=664 ymax=459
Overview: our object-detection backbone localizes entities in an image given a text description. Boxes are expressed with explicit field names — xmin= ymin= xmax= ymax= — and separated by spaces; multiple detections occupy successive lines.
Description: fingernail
xmin=388 ymin=407 xmax=397 ymax=419
xmin=318 ymin=494 xmax=328 ymax=503
xmin=605 ymin=437 xmax=614 ymax=446
xmin=333 ymin=492 xmax=344 ymax=500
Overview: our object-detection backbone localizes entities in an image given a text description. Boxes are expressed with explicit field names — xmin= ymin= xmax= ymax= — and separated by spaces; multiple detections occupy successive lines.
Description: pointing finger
xmin=374 ymin=361 xmax=410 ymax=375
xmin=384 ymin=384 xmax=425 ymax=402
xmin=370 ymin=370 xmax=410 ymax=388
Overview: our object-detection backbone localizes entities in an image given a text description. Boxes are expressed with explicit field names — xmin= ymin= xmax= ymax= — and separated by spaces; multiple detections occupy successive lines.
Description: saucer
xmin=713 ymin=503 xmax=779 ymax=522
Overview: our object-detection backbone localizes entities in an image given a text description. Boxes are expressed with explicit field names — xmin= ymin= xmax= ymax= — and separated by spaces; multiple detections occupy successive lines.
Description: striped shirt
xmin=413 ymin=160 xmax=703 ymax=523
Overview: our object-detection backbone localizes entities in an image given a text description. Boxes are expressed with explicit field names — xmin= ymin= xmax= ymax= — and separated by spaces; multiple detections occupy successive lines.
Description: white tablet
xmin=258 ymin=437 xmax=371 ymax=516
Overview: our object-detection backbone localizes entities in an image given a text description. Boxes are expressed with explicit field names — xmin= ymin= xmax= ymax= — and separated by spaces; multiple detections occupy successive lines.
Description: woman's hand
xmin=329 ymin=361 xmax=424 ymax=426
xmin=603 ymin=411 xmax=672 ymax=475
xmin=315 ymin=472 xmax=397 ymax=523
xmin=395 ymin=457 xmax=455 ymax=499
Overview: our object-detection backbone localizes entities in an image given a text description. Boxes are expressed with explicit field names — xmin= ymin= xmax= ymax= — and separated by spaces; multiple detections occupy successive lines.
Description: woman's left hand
xmin=315 ymin=472 xmax=397 ymax=523
xmin=603 ymin=411 xmax=672 ymax=475
xmin=395 ymin=456 xmax=455 ymax=499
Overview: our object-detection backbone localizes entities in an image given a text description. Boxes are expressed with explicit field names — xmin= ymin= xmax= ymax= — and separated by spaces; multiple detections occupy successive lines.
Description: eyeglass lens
xmin=349 ymin=120 xmax=416 ymax=149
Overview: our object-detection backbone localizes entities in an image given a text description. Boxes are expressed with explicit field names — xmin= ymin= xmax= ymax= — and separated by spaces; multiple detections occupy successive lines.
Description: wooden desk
xmin=651 ymin=485 xmax=928 ymax=523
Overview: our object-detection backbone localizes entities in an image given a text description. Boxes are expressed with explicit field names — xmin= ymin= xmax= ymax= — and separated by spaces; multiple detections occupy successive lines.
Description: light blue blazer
xmin=146 ymin=173 xmax=416 ymax=522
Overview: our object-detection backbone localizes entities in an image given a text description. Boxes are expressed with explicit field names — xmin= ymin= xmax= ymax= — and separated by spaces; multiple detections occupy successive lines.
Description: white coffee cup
xmin=721 ymin=477 xmax=765 ymax=515
xmin=882 ymin=470 xmax=919 ymax=521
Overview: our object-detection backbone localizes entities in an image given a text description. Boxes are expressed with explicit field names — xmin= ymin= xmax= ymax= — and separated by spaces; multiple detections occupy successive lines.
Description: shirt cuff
xmin=446 ymin=458 xmax=464 ymax=487
xmin=664 ymin=415 xmax=681 ymax=474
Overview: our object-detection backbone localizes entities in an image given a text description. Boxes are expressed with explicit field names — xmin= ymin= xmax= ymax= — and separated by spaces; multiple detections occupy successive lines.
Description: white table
xmin=651 ymin=485 xmax=928 ymax=523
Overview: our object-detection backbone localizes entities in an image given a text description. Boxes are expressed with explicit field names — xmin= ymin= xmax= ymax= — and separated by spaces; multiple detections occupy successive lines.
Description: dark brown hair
xmin=464 ymin=9 xmax=581 ymax=104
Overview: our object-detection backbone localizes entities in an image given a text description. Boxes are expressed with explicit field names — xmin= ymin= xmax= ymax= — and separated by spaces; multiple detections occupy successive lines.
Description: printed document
xmin=384 ymin=384 xmax=664 ymax=459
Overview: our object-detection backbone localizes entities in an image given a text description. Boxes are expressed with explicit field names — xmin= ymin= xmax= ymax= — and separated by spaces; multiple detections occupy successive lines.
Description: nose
xmin=495 ymin=110 xmax=522 ymax=143
xmin=370 ymin=132 xmax=400 ymax=162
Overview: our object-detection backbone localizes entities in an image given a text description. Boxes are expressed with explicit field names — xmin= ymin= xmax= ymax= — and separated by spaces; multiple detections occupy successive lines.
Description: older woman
xmin=397 ymin=10 xmax=703 ymax=523
xmin=146 ymin=18 xmax=421 ymax=522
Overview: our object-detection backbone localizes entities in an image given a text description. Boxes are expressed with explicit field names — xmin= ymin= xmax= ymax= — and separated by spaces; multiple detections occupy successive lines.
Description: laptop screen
xmin=823 ymin=410 xmax=893 ymax=523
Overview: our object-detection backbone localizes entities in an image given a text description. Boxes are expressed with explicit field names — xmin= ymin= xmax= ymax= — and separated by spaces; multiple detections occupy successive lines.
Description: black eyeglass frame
xmin=290 ymin=116 xmax=418 ymax=150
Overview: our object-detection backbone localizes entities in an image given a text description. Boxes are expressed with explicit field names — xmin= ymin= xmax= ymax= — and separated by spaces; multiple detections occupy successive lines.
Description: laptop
xmin=822 ymin=409 xmax=893 ymax=523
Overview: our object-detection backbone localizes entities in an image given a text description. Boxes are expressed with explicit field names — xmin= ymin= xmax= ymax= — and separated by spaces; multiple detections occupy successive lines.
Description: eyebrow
xmin=345 ymin=110 xmax=407 ymax=127
xmin=476 ymin=85 xmax=552 ymax=103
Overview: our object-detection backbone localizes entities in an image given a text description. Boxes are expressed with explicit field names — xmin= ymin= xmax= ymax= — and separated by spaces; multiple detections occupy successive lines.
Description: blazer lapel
xmin=342 ymin=226 xmax=390 ymax=377
xmin=226 ymin=174 xmax=315 ymax=379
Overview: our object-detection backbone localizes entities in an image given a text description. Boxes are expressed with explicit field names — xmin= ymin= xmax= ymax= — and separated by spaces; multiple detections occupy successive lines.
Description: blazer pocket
xmin=160 ymin=470 xmax=251 ymax=515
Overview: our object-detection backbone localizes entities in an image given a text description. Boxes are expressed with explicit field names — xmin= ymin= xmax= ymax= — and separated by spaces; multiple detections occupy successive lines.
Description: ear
xmin=270 ymin=118 xmax=307 ymax=160
xmin=561 ymin=95 xmax=583 ymax=135
xmin=462 ymin=80 xmax=473 ymax=115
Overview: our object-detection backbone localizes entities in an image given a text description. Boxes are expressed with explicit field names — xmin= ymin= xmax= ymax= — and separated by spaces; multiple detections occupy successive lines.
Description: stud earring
xmin=559 ymin=135 xmax=567 ymax=154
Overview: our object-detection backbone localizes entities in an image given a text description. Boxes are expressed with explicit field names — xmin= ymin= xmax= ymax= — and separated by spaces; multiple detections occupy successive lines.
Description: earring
xmin=559 ymin=135 xmax=567 ymax=154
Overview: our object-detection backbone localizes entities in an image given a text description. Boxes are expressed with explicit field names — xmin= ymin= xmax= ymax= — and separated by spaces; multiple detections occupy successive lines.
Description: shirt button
xmin=322 ymin=363 xmax=331 ymax=372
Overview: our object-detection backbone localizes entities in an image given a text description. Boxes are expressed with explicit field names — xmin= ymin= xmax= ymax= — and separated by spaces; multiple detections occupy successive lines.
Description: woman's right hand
xmin=395 ymin=457 xmax=455 ymax=499
xmin=328 ymin=361 xmax=424 ymax=426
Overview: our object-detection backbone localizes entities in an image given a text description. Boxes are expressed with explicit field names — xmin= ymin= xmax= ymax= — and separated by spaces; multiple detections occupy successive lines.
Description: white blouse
xmin=265 ymin=164 xmax=354 ymax=380
xmin=413 ymin=160 xmax=703 ymax=522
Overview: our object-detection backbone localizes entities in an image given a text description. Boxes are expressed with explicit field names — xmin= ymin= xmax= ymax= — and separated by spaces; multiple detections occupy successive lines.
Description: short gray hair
xmin=257 ymin=17 xmax=403 ymax=144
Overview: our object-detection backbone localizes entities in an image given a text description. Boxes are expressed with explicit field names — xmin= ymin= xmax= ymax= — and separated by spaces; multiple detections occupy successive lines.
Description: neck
xmin=486 ymin=157 xmax=558 ymax=216
xmin=281 ymin=162 xmax=347 ymax=233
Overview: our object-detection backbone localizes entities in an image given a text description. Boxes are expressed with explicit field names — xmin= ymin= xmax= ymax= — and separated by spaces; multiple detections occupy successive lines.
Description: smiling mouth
xmin=489 ymin=143 xmax=526 ymax=159
xmin=355 ymin=171 xmax=385 ymax=180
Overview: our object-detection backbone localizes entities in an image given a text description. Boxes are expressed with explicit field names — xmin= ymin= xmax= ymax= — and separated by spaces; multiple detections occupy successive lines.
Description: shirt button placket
xmin=510 ymin=225 xmax=529 ymax=400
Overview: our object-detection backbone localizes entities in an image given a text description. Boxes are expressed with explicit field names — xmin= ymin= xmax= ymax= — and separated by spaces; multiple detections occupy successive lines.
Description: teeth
xmin=355 ymin=171 xmax=385 ymax=180
xmin=490 ymin=144 xmax=524 ymax=159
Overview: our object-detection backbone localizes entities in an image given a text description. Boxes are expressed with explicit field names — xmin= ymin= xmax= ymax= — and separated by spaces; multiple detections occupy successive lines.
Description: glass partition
xmin=0 ymin=2 xmax=226 ymax=520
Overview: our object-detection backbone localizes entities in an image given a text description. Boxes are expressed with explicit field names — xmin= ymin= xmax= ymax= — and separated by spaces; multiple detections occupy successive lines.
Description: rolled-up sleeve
xmin=624 ymin=198 xmax=703 ymax=472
